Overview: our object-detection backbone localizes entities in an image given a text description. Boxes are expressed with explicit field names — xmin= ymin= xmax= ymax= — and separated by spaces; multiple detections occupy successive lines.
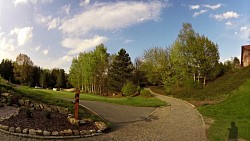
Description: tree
xmin=14 ymin=53 xmax=34 ymax=85
xmin=56 ymin=69 xmax=66 ymax=88
xmin=69 ymin=44 xmax=109 ymax=95
xmin=0 ymin=59 xmax=14 ymax=82
xmin=108 ymin=48 xmax=134 ymax=92
xmin=31 ymin=66 xmax=41 ymax=87
xmin=40 ymin=69 xmax=50 ymax=88
xmin=141 ymin=47 xmax=171 ymax=86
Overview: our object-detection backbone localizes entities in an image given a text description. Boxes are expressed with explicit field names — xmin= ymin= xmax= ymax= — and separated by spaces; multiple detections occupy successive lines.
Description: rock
xmin=95 ymin=121 xmax=108 ymax=131
xmin=68 ymin=117 xmax=79 ymax=125
xmin=24 ymin=100 xmax=30 ymax=106
xmin=30 ymin=103 xmax=34 ymax=107
xmin=36 ymin=129 xmax=43 ymax=135
xmin=1 ymin=98 xmax=7 ymax=103
xmin=34 ymin=104 xmax=40 ymax=110
xmin=9 ymin=127 xmax=15 ymax=132
xmin=97 ymin=130 xmax=102 ymax=133
xmin=64 ymin=129 xmax=73 ymax=136
xmin=2 ymin=125 xmax=9 ymax=131
xmin=46 ymin=107 xmax=52 ymax=112
xmin=30 ymin=107 xmax=35 ymax=111
xmin=15 ymin=127 xmax=22 ymax=133
xmin=59 ymin=131 xmax=64 ymax=136
xmin=29 ymin=129 xmax=36 ymax=135
xmin=73 ymin=130 xmax=79 ymax=135
xmin=2 ymin=93 xmax=10 ymax=97
xmin=90 ymin=129 xmax=96 ymax=134
xmin=80 ymin=130 xmax=91 ymax=135
xmin=83 ymin=118 xmax=93 ymax=122
xmin=51 ymin=131 xmax=59 ymax=136
xmin=18 ymin=99 xmax=25 ymax=106
xmin=0 ymin=124 xmax=2 ymax=129
xmin=79 ymin=120 xmax=86 ymax=125
xmin=22 ymin=128 xmax=29 ymax=134
xmin=39 ymin=104 xmax=44 ymax=109
xmin=43 ymin=104 xmax=48 ymax=109
xmin=43 ymin=130 xmax=51 ymax=136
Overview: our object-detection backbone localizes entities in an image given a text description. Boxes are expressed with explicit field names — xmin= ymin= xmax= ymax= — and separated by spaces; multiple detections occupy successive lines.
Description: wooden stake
xmin=74 ymin=89 xmax=80 ymax=120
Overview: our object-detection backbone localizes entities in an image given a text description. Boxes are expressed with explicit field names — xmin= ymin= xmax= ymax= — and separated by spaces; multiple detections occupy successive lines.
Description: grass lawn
xmin=18 ymin=87 xmax=166 ymax=107
xmin=198 ymin=80 xmax=250 ymax=141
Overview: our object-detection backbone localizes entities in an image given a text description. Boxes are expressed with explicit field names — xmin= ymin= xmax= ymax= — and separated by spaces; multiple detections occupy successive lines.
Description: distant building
xmin=241 ymin=45 xmax=250 ymax=67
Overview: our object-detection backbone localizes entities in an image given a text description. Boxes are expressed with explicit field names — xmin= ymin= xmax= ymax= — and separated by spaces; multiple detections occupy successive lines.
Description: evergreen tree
xmin=108 ymin=48 xmax=134 ymax=92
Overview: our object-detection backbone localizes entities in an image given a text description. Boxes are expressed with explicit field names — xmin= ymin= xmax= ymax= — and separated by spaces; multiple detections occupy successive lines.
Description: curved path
xmin=0 ymin=89 xmax=206 ymax=141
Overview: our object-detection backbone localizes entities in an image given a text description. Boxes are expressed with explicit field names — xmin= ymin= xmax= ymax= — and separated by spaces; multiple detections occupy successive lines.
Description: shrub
xmin=44 ymin=110 xmax=52 ymax=119
xmin=122 ymin=81 xmax=137 ymax=96
xmin=26 ymin=108 xmax=32 ymax=118
xmin=140 ymin=89 xmax=152 ymax=97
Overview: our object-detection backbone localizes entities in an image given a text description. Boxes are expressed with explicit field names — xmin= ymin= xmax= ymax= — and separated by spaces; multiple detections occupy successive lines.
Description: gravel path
xmin=0 ymin=89 xmax=206 ymax=141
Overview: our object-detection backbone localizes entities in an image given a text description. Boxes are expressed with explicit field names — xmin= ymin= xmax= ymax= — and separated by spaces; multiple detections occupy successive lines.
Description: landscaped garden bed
xmin=0 ymin=92 xmax=108 ymax=138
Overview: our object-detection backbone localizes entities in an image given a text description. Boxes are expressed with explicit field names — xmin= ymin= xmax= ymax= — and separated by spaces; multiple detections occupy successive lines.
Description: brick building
xmin=241 ymin=45 xmax=250 ymax=67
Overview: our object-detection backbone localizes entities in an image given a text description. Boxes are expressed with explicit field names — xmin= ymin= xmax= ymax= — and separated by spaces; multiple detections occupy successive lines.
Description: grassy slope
xmin=22 ymin=88 xmax=166 ymax=107
xmin=198 ymin=80 xmax=250 ymax=141
xmin=149 ymin=67 xmax=250 ymax=140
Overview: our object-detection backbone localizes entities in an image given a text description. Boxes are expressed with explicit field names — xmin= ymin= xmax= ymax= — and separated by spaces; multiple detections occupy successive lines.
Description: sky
xmin=0 ymin=0 xmax=249 ymax=73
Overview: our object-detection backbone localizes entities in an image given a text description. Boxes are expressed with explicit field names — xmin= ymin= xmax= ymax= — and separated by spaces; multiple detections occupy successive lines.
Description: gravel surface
xmin=0 ymin=90 xmax=206 ymax=141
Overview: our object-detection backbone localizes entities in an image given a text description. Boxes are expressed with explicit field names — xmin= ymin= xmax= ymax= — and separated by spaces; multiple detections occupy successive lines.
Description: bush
xmin=26 ymin=108 xmax=32 ymax=118
xmin=44 ymin=110 xmax=52 ymax=119
xmin=140 ymin=89 xmax=152 ymax=97
xmin=122 ymin=81 xmax=137 ymax=96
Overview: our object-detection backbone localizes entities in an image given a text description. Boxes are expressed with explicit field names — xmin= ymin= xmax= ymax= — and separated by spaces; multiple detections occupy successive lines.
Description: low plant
xmin=26 ymin=108 xmax=32 ymax=118
xmin=121 ymin=81 xmax=137 ymax=96
xmin=44 ymin=110 xmax=52 ymax=119
xmin=140 ymin=89 xmax=152 ymax=97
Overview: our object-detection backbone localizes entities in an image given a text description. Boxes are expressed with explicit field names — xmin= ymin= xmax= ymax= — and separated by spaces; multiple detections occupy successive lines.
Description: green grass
xmin=198 ymin=80 xmax=250 ymax=141
xmin=31 ymin=88 xmax=166 ymax=107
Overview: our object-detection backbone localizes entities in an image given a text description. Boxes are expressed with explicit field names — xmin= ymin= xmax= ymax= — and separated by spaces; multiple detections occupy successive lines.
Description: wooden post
xmin=74 ymin=89 xmax=80 ymax=120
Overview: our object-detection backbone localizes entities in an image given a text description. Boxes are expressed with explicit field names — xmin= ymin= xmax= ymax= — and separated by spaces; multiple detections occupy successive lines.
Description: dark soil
xmin=0 ymin=108 xmax=98 ymax=132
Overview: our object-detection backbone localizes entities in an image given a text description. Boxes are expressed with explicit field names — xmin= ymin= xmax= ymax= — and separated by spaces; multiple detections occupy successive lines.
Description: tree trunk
xmin=203 ymin=76 xmax=206 ymax=87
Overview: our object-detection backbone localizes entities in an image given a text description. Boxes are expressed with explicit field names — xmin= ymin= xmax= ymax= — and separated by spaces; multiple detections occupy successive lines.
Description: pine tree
xmin=108 ymin=48 xmax=134 ymax=92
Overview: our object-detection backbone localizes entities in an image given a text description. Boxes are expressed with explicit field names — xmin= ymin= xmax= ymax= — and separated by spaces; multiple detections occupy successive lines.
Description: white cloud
xmin=10 ymin=27 xmax=33 ymax=46
xmin=48 ymin=18 xmax=60 ymax=30
xmin=203 ymin=3 xmax=223 ymax=10
xmin=237 ymin=26 xmax=250 ymax=41
xmin=211 ymin=11 xmax=240 ymax=21
xmin=240 ymin=26 xmax=248 ymax=32
xmin=61 ymin=4 xmax=71 ymax=15
xmin=14 ymin=0 xmax=53 ymax=6
xmin=225 ymin=21 xmax=233 ymax=26
xmin=193 ymin=10 xmax=207 ymax=17
xmin=34 ymin=14 xmax=52 ymax=25
xmin=123 ymin=39 xmax=134 ymax=44
xmin=34 ymin=46 xmax=40 ymax=51
xmin=189 ymin=5 xmax=200 ymax=10
xmin=61 ymin=35 xmax=108 ymax=55
xmin=80 ymin=0 xmax=90 ymax=6
xmin=42 ymin=49 xmax=48 ymax=55
xmin=60 ymin=1 xmax=166 ymax=35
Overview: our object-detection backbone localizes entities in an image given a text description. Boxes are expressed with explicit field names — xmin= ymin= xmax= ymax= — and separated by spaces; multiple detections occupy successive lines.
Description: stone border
xmin=0 ymin=94 xmax=108 ymax=139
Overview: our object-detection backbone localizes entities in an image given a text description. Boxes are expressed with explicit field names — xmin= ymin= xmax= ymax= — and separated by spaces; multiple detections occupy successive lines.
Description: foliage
xmin=121 ymin=81 xmax=137 ymax=96
xmin=0 ymin=59 xmax=14 ymax=82
xmin=26 ymin=108 xmax=32 ymax=118
xmin=44 ymin=110 xmax=52 ymax=119
xmin=108 ymin=48 xmax=134 ymax=92
xmin=140 ymin=89 xmax=152 ymax=97
xmin=69 ymin=44 xmax=109 ymax=95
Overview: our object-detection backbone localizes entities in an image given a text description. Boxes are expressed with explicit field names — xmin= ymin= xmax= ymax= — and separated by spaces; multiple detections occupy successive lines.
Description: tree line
xmin=0 ymin=53 xmax=70 ymax=89
xmin=0 ymin=23 xmax=241 ymax=95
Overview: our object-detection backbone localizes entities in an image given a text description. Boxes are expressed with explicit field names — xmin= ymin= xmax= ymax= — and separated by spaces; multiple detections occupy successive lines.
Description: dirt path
xmin=0 ymin=89 xmax=206 ymax=141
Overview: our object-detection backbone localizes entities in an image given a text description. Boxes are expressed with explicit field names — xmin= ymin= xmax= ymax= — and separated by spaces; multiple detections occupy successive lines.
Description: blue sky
xmin=0 ymin=0 xmax=249 ymax=72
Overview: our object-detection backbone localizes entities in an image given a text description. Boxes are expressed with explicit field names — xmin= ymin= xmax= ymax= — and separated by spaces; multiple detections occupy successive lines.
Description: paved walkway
xmin=0 ymin=89 xmax=206 ymax=141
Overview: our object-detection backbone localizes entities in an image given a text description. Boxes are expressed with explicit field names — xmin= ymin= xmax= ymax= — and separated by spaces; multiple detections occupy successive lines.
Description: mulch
xmin=0 ymin=108 xmax=98 ymax=132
